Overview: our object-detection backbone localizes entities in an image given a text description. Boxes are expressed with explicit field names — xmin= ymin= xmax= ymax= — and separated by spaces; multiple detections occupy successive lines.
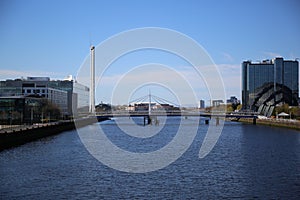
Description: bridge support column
xmin=216 ymin=117 xmax=219 ymax=126
xmin=253 ymin=117 xmax=256 ymax=125
xmin=148 ymin=116 xmax=152 ymax=125
xmin=144 ymin=116 xmax=151 ymax=126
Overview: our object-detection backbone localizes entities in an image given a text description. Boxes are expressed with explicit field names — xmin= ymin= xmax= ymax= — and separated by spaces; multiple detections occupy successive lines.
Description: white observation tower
xmin=89 ymin=45 xmax=95 ymax=114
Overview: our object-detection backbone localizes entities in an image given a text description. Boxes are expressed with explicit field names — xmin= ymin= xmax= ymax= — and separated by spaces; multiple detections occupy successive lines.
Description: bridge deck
xmin=95 ymin=111 xmax=258 ymax=119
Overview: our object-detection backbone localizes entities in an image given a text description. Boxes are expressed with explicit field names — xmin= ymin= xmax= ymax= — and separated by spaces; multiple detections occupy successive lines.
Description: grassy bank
xmin=238 ymin=118 xmax=300 ymax=131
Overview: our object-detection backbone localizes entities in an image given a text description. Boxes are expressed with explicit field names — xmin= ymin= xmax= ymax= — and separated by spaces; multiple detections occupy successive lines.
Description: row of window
xmin=22 ymin=89 xmax=47 ymax=94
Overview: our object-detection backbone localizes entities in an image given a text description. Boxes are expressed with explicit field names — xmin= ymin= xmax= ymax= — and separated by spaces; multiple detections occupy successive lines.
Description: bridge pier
xmin=143 ymin=116 xmax=151 ymax=126
xmin=253 ymin=117 xmax=256 ymax=125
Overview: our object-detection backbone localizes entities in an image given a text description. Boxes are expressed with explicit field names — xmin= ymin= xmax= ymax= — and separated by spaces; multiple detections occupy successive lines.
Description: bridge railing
xmin=95 ymin=110 xmax=259 ymax=118
xmin=95 ymin=110 xmax=183 ymax=116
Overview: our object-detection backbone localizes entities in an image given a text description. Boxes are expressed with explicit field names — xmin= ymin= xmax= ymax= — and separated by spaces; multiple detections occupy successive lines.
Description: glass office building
xmin=242 ymin=58 xmax=299 ymax=115
xmin=0 ymin=77 xmax=89 ymax=117
xmin=0 ymin=96 xmax=25 ymax=125
xmin=0 ymin=96 xmax=47 ymax=125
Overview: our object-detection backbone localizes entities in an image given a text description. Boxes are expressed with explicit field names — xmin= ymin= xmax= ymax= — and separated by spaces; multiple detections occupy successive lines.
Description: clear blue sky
xmin=0 ymin=0 xmax=299 ymax=105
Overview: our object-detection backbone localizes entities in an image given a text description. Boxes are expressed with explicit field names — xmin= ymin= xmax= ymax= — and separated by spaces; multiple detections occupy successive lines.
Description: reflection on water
xmin=0 ymin=118 xmax=299 ymax=199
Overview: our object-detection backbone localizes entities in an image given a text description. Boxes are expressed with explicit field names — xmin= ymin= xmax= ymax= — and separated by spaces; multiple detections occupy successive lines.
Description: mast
xmin=148 ymin=90 xmax=151 ymax=115
xmin=89 ymin=45 xmax=95 ymax=114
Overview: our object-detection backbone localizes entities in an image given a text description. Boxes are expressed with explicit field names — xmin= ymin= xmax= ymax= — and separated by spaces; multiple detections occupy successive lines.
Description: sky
xmin=0 ymin=0 xmax=299 ymax=106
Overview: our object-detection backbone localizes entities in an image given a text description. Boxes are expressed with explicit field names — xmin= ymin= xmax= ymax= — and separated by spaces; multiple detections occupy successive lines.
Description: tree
xmin=236 ymin=104 xmax=243 ymax=111
xmin=290 ymin=106 xmax=300 ymax=119
xmin=226 ymin=104 xmax=234 ymax=112
xmin=274 ymin=104 xmax=289 ymax=114
xmin=273 ymin=104 xmax=300 ymax=119
xmin=40 ymin=99 xmax=61 ymax=122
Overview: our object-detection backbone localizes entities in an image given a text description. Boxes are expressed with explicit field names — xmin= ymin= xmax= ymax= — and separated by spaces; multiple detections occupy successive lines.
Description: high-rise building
xmin=199 ymin=100 xmax=205 ymax=109
xmin=242 ymin=58 xmax=299 ymax=116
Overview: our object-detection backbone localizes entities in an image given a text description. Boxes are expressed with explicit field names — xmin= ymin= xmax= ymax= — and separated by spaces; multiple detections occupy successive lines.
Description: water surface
xmin=1 ymin=118 xmax=299 ymax=199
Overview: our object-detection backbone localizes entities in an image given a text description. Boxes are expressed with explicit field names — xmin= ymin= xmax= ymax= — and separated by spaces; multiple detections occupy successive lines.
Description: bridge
xmin=94 ymin=92 xmax=258 ymax=125
xmin=95 ymin=111 xmax=258 ymax=125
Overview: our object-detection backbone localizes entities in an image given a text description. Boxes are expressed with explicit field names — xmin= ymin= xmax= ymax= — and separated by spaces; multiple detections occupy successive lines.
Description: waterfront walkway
xmin=0 ymin=122 xmax=62 ymax=134
xmin=240 ymin=118 xmax=300 ymax=130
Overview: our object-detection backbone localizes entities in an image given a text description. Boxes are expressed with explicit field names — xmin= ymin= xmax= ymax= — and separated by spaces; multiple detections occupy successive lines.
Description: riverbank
xmin=0 ymin=117 xmax=100 ymax=151
xmin=238 ymin=118 xmax=300 ymax=131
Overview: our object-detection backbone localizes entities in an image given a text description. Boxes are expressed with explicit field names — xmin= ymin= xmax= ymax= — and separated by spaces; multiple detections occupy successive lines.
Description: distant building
xmin=129 ymin=103 xmax=179 ymax=112
xmin=133 ymin=103 xmax=156 ymax=111
xmin=199 ymin=100 xmax=205 ymax=109
xmin=0 ymin=76 xmax=89 ymax=117
xmin=212 ymin=100 xmax=224 ymax=107
xmin=154 ymin=103 xmax=180 ymax=111
xmin=242 ymin=58 xmax=299 ymax=116
xmin=126 ymin=105 xmax=135 ymax=111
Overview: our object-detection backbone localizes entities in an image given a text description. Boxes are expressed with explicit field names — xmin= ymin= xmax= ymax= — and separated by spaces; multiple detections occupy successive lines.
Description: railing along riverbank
xmin=239 ymin=118 xmax=300 ymax=131
xmin=0 ymin=117 xmax=98 ymax=151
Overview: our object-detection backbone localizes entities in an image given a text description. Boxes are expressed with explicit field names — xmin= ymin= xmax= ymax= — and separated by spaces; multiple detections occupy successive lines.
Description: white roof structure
xmin=278 ymin=112 xmax=289 ymax=117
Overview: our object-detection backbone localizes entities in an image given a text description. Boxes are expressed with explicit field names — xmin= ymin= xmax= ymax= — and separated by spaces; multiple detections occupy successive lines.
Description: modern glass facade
xmin=0 ymin=97 xmax=24 ymax=125
xmin=0 ymin=77 xmax=89 ymax=117
xmin=0 ymin=80 xmax=22 ymax=96
xmin=242 ymin=58 xmax=299 ymax=115
xmin=73 ymin=82 xmax=89 ymax=113
xmin=0 ymin=96 xmax=46 ymax=125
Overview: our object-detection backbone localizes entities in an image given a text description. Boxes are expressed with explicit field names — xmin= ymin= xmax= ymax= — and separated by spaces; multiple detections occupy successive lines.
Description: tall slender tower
xmin=148 ymin=90 xmax=151 ymax=115
xmin=89 ymin=45 xmax=95 ymax=114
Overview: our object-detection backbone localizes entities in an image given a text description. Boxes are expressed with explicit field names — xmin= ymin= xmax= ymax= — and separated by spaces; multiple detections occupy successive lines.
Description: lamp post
xmin=9 ymin=111 xmax=12 ymax=130
xmin=31 ymin=108 xmax=33 ymax=125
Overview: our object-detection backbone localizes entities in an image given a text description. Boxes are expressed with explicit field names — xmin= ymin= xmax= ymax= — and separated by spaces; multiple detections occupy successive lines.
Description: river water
xmin=1 ymin=117 xmax=299 ymax=199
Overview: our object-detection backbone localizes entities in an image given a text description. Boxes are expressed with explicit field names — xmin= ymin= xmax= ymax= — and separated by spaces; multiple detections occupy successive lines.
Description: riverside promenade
xmin=239 ymin=118 xmax=300 ymax=131
xmin=0 ymin=117 xmax=98 ymax=151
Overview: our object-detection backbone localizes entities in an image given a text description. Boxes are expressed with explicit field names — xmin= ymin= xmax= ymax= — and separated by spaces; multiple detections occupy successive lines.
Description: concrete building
xmin=22 ymin=85 xmax=68 ymax=115
xmin=242 ymin=58 xmax=299 ymax=116
xmin=212 ymin=100 xmax=224 ymax=107
xmin=133 ymin=103 xmax=156 ymax=111
xmin=0 ymin=76 xmax=89 ymax=117
xmin=128 ymin=103 xmax=179 ymax=112
xmin=153 ymin=103 xmax=180 ymax=111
